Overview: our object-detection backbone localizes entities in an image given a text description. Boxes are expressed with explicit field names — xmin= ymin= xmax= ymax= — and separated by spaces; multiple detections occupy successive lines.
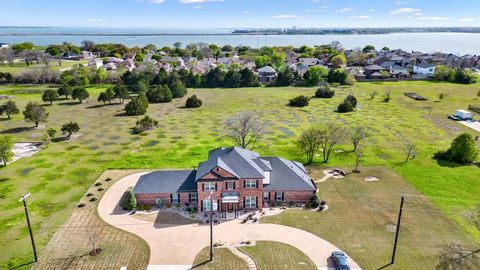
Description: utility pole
xmin=391 ymin=195 xmax=404 ymax=265
xmin=19 ymin=193 xmax=37 ymax=262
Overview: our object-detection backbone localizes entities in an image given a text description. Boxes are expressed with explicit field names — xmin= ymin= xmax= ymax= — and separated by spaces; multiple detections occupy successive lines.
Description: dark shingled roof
xmin=262 ymin=157 xmax=315 ymax=191
xmin=133 ymin=170 xmax=196 ymax=194
xmin=195 ymin=147 xmax=265 ymax=181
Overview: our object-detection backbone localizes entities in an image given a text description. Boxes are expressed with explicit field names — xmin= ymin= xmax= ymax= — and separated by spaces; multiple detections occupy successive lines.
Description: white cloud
xmin=369 ymin=9 xmax=375 ymax=12
xmin=179 ymin=0 xmax=223 ymax=3
xmin=350 ymin=15 xmax=371 ymax=20
xmin=273 ymin=14 xmax=304 ymax=19
xmin=337 ymin=8 xmax=352 ymax=13
xmin=460 ymin=17 xmax=475 ymax=22
xmin=390 ymin=8 xmax=422 ymax=16
xmin=417 ymin=16 xmax=451 ymax=21
xmin=396 ymin=0 xmax=415 ymax=4
xmin=149 ymin=0 xmax=165 ymax=3
xmin=85 ymin=18 xmax=104 ymax=22
xmin=192 ymin=5 xmax=202 ymax=8
xmin=243 ymin=11 xmax=252 ymax=15
xmin=305 ymin=6 xmax=328 ymax=13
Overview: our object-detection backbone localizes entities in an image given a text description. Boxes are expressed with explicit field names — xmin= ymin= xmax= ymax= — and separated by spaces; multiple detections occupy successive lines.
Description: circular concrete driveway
xmin=98 ymin=172 xmax=361 ymax=270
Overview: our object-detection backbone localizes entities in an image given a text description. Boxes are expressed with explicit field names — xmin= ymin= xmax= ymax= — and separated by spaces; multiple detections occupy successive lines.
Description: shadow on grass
xmin=0 ymin=126 xmax=34 ymax=134
xmin=0 ymin=118 xmax=11 ymax=122
xmin=377 ymin=263 xmax=393 ymax=270
xmin=8 ymin=260 xmax=35 ymax=270
xmin=52 ymin=137 xmax=70 ymax=143
xmin=435 ymin=159 xmax=465 ymax=168
xmin=86 ymin=103 xmax=120 ymax=109
xmin=58 ymin=101 xmax=80 ymax=106
xmin=114 ymin=112 xmax=129 ymax=117
xmin=191 ymin=259 xmax=211 ymax=269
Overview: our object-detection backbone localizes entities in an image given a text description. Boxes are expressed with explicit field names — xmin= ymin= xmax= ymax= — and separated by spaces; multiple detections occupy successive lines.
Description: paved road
xmin=98 ymin=172 xmax=361 ymax=270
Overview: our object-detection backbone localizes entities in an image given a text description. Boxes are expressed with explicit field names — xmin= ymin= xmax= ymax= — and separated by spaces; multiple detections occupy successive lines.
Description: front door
xmin=227 ymin=203 xmax=234 ymax=212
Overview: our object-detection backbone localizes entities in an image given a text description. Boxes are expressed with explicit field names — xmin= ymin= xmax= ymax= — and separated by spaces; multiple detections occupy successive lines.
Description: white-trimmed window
xmin=245 ymin=196 xmax=256 ymax=208
xmin=171 ymin=193 xmax=180 ymax=203
xmin=275 ymin=192 xmax=283 ymax=202
xmin=203 ymin=200 xmax=218 ymax=211
xmin=245 ymin=180 xmax=257 ymax=188
xmin=204 ymin=182 xmax=216 ymax=191
xmin=190 ymin=193 xmax=197 ymax=203
xmin=226 ymin=182 xmax=235 ymax=190
xmin=263 ymin=192 xmax=270 ymax=201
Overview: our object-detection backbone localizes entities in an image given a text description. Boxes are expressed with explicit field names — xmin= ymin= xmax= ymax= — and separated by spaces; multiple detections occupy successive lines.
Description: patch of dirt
xmin=364 ymin=176 xmax=380 ymax=182
xmin=9 ymin=142 xmax=42 ymax=164
xmin=386 ymin=224 xmax=397 ymax=233
xmin=317 ymin=169 xmax=345 ymax=182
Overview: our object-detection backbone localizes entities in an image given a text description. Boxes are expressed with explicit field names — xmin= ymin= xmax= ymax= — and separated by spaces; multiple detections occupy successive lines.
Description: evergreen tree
xmin=170 ymin=80 xmax=188 ymax=98
xmin=185 ymin=95 xmax=203 ymax=108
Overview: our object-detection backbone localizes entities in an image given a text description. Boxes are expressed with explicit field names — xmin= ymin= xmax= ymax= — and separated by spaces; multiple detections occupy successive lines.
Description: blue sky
xmin=0 ymin=0 xmax=479 ymax=28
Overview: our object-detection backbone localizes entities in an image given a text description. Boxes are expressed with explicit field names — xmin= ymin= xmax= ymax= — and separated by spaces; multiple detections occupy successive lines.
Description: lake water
xmin=1 ymin=27 xmax=479 ymax=55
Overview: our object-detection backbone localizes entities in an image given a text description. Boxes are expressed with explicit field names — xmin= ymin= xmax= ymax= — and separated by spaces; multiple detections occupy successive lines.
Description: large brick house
xmin=133 ymin=147 xmax=316 ymax=218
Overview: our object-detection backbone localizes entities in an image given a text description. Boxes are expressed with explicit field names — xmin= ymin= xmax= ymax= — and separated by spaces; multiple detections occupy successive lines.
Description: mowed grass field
xmin=262 ymin=167 xmax=479 ymax=270
xmin=239 ymin=241 xmax=316 ymax=270
xmin=192 ymin=247 xmax=249 ymax=270
xmin=0 ymin=60 xmax=88 ymax=75
xmin=0 ymin=81 xmax=479 ymax=268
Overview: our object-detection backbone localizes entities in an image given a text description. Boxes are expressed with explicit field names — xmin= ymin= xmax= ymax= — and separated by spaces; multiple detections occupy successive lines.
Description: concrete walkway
xmin=98 ymin=172 xmax=361 ymax=270
xmin=228 ymin=246 xmax=257 ymax=270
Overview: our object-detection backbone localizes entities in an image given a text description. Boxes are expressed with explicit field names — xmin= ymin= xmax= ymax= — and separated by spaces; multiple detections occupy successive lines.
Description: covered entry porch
xmin=220 ymin=192 xmax=240 ymax=219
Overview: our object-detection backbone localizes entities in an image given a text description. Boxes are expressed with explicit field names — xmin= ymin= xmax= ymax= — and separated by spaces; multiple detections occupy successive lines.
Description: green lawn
xmin=0 ymin=81 xmax=479 ymax=268
xmin=0 ymin=60 xmax=88 ymax=75
xmin=239 ymin=241 xmax=316 ymax=270
xmin=262 ymin=167 xmax=479 ymax=270
xmin=192 ymin=247 xmax=249 ymax=270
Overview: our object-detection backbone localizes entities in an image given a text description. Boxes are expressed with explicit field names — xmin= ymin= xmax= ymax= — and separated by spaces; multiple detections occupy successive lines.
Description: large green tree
xmin=114 ymin=85 xmax=129 ymax=104
xmin=23 ymin=102 xmax=49 ymax=127
xmin=58 ymin=85 xmax=73 ymax=99
xmin=61 ymin=122 xmax=80 ymax=138
xmin=72 ymin=87 xmax=90 ymax=103
xmin=0 ymin=100 xmax=19 ymax=119
xmin=42 ymin=89 xmax=59 ymax=105
xmin=304 ymin=66 xmax=328 ymax=86
xmin=443 ymin=133 xmax=478 ymax=164
xmin=0 ymin=136 xmax=13 ymax=166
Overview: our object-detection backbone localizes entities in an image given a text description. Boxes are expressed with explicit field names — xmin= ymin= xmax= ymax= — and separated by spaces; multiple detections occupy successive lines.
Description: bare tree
xmin=4 ymin=48 xmax=14 ymax=66
xmin=318 ymin=122 xmax=346 ymax=163
xmin=353 ymin=150 xmax=363 ymax=173
xmin=350 ymin=127 xmax=370 ymax=152
xmin=87 ymin=228 xmax=102 ymax=256
xmin=224 ymin=111 xmax=265 ymax=150
xmin=39 ymin=53 xmax=53 ymax=66
xmin=81 ymin=40 xmax=96 ymax=51
xmin=298 ymin=127 xmax=322 ymax=165
xmin=404 ymin=141 xmax=416 ymax=162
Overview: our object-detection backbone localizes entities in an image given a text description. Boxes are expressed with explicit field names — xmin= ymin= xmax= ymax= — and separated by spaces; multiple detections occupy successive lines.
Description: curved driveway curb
xmin=98 ymin=172 xmax=361 ymax=270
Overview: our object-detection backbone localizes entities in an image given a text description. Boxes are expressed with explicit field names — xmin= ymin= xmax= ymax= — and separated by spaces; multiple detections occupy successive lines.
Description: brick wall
xmin=263 ymin=190 xmax=315 ymax=205
xmin=135 ymin=192 xmax=196 ymax=206
xmin=196 ymin=176 xmax=264 ymax=212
